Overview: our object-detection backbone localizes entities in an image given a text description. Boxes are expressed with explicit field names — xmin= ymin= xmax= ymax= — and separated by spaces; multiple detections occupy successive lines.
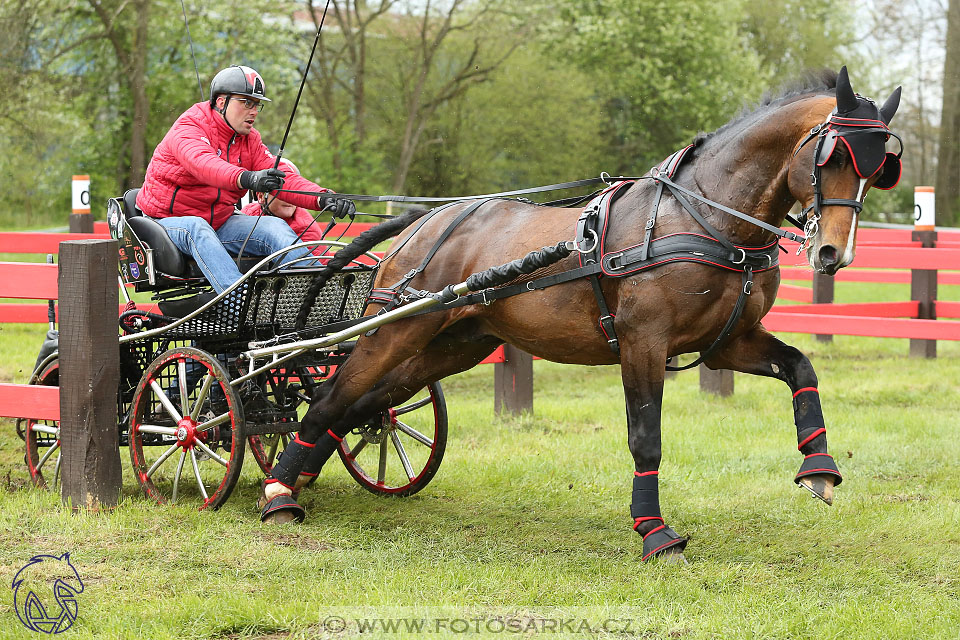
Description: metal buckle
xmin=480 ymin=289 xmax=492 ymax=305
xmin=577 ymin=229 xmax=599 ymax=255
xmin=731 ymin=248 xmax=747 ymax=265
xmin=743 ymin=279 xmax=754 ymax=295
xmin=606 ymin=251 xmax=624 ymax=271
xmin=600 ymin=171 xmax=613 ymax=185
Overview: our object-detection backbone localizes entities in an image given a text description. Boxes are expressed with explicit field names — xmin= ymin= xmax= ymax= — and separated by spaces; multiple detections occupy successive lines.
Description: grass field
xmin=1 ymin=279 xmax=960 ymax=638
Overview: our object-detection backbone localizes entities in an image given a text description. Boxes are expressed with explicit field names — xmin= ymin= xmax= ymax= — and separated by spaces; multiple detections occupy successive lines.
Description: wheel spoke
xmin=149 ymin=380 xmax=183 ymax=423
xmin=36 ymin=440 xmax=61 ymax=470
xmin=195 ymin=411 xmax=231 ymax=432
xmin=191 ymin=374 xmax=215 ymax=421
xmin=348 ymin=437 xmax=367 ymax=459
xmin=377 ymin=439 xmax=388 ymax=485
xmin=52 ymin=453 xmax=61 ymax=488
xmin=395 ymin=420 xmax=433 ymax=447
xmin=394 ymin=396 xmax=431 ymax=415
xmin=195 ymin=439 xmax=228 ymax=467
xmin=31 ymin=424 xmax=59 ymax=436
xmin=390 ymin=431 xmax=416 ymax=481
xmin=177 ymin=359 xmax=191 ymax=418
xmin=146 ymin=443 xmax=181 ymax=479
xmin=137 ymin=425 xmax=177 ymax=436
xmin=190 ymin=450 xmax=209 ymax=501
xmin=172 ymin=450 xmax=186 ymax=503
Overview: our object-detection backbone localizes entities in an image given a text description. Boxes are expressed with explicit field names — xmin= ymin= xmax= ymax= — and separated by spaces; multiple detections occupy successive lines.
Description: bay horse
xmin=259 ymin=67 xmax=902 ymax=562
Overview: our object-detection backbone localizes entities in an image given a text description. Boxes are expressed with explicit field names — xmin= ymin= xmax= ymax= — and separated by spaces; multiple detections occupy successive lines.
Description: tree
xmin=936 ymin=0 xmax=960 ymax=225
xmin=538 ymin=0 xmax=763 ymax=173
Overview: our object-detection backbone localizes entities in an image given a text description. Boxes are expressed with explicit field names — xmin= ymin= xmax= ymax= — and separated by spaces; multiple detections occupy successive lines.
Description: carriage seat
xmin=122 ymin=188 xmax=203 ymax=279
xmin=121 ymin=189 xmax=262 ymax=280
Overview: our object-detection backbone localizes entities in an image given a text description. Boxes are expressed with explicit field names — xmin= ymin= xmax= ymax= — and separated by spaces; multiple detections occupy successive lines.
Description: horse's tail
xmin=295 ymin=207 xmax=432 ymax=330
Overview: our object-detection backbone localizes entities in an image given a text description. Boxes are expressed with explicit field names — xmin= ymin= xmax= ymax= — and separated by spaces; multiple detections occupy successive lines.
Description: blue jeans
xmin=156 ymin=214 xmax=315 ymax=293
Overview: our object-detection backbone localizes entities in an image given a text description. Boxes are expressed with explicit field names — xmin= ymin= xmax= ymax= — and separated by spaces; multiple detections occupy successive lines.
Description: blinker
xmin=814 ymin=125 xmax=902 ymax=190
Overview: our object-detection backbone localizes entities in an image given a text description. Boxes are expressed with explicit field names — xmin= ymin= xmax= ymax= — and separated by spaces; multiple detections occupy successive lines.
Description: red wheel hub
xmin=174 ymin=417 xmax=205 ymax=449
xmin=386 ymin=408 xmax=398 ymax=425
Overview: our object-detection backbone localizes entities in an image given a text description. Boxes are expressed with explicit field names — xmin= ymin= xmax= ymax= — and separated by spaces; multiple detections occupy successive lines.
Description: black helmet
xmin=209 ymin=65 xmax=271 ymax=106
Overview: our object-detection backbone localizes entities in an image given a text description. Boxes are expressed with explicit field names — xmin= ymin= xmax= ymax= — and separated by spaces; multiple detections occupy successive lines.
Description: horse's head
xmin=789 ymin=67 xmax=902 ymax=275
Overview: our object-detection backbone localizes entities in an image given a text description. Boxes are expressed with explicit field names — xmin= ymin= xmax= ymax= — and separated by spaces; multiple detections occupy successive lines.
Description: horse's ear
xmin=880 ymin=86 xmax=902 ymax=124
xmin=836 ymin=66 xmax=858 ymax=113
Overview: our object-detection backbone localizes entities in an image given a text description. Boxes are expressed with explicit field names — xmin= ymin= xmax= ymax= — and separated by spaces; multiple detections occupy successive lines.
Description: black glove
xmin=239 ymin=168 xmax=285 ymax=192
xmin=319 ymin=195 xmax=357 ymax=219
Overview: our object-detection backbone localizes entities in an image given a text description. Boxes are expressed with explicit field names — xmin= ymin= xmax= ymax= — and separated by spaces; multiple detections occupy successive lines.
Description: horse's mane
xmin=691 ymin=69 xmax=839 ymax=150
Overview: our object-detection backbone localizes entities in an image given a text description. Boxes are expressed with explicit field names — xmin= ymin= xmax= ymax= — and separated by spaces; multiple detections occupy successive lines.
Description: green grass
xmin=1 ymin=282 xmax=960 ymax=638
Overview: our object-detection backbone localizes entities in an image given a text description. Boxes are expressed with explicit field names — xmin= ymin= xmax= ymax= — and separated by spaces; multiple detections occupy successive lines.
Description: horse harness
xmin=365 ymin=146 xmax=806 ymax=368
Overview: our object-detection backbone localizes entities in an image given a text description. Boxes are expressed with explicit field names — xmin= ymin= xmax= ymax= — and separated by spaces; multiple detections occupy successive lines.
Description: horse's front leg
xmin=703 ymin=325 xmax=843 ymax=504
xmin=620 ymin=337 xmax=688 ymax=562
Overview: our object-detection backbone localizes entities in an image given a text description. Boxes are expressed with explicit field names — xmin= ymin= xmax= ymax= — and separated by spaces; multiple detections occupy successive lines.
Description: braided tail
xmin=295 ymin=208 xmax=432 ymax=329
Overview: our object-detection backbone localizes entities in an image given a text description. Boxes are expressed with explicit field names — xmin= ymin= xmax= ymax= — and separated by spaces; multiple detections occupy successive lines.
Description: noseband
xmin=792 ymin=106 xmax=902 ymax=253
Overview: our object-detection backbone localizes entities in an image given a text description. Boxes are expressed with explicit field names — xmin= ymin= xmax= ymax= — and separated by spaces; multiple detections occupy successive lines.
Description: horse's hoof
xmin=259 ymin=494 xmax=305 ymax=524
xmin=656 ymin=547 xmax=688 ymax=564
xmin=798 ymin=474 xmax=835 ymax=505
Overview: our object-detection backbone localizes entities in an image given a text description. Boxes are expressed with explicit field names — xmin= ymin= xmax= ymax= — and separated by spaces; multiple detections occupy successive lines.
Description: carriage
xmin=19 ymin=67 xmax=903 ymax=561
xmin=19 ymin=189 xmax=451 ymax=509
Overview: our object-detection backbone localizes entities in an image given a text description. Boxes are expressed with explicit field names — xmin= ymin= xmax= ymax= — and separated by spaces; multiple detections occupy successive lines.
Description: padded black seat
xmin=121 ymin=188 xmax=261 ymax=279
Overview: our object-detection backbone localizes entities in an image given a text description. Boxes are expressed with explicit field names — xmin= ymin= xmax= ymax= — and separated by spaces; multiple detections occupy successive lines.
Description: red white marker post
xmin=911 ymin=186 xmax=937 ymax=358
xmin=70 ymin=175 xmax=93 ymax=233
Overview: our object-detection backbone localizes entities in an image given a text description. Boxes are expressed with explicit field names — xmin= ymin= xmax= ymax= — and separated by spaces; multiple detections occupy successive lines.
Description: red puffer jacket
xmin=136 ymin=102 xmax=329 ymax=229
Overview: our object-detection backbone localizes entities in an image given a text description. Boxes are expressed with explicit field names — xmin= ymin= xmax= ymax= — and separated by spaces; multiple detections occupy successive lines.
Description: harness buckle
xmin=600 ymin=171 xmax=613 ymax=185
xmin=606 ymin=251 xmax=624 ymax=271
xmin=743 ymin=279 xmax=754 ymax=295
xmin=731 ymin=248 xmax=747 ymax=265
xmin=577 ymin=229 xmax=599 ymax=255
xmin=480 ymin=289 xmax=492 ymax=305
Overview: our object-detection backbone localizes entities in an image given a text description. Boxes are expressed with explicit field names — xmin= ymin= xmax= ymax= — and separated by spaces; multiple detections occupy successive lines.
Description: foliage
xmin=0 ymin=0 xmax=946 ymax=230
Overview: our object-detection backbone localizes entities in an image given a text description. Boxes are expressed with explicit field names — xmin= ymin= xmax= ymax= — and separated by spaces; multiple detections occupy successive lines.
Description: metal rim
xmin=22 ymin=361 xmax=61 ymax=490
xmin=337 ymin=382 xmax=447 ymax=496
xmin=128 ymin=347 xmax=245 ymax=510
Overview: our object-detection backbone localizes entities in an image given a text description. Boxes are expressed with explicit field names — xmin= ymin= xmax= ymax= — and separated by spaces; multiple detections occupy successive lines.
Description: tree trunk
xmin=936 ymin=0 xmax=960 ymax=225
xmin=128 ymin=0 xmax=149 ymax=187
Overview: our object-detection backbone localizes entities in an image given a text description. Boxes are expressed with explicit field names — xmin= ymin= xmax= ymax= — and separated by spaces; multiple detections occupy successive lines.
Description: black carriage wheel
xmin=128 ymin=347 xmax=245 ymax=510
xmin=21 ymin=359 xmax=61 ymax=490
xmin=337 ymin=382 xmax=448 ymax=496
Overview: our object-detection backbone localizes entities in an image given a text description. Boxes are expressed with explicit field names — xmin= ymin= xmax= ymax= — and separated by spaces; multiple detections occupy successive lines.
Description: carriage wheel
xmin=248 ymin=432 xmax=293 ymax=475
xmin=247 ymin=366 xmax=320 ymax=474
xmin=128 ymin=347 xmax=245 ymax=510
xmin=337 ymin=382 xmax=447 ymax=496
xmin=21 ymin=359 xmax=61 ymax=490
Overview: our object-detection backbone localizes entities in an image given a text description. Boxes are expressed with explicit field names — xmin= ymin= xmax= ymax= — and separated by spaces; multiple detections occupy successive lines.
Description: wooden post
xmin=811 ymin=272 xmax=835 ymax=342
xmin=911 ymin=186 xmax=937 ymax=358
xmin=70 ymin=175 xmax=94 ymax=233
xmin=494 ymin=344 xmax=533 ymax=415
xmin=700 ymin=365 xmax=733 ymax=396
xmin=59 ymin=239 xmax=121 ymax=509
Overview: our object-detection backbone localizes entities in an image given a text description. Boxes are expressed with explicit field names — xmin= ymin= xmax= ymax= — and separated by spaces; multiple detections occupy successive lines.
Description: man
xmin=136 ymin=65 xmax=355 ymax=293
xmin=240 ymin=158 xmax=328 ymax=257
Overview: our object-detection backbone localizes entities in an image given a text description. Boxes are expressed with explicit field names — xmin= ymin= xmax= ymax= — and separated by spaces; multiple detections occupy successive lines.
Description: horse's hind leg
xmin=703 ymin=325 xmax=843 ymax=504
xmin=259 ymin=318 xmax=447 ymax=522
xmin=619 ymin=335 xmax=688 ymax=562
xmin=288 ymin=333 xmax=502 ymax=494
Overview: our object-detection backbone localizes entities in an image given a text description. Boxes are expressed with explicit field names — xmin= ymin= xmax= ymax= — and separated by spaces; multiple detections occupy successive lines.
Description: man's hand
xmin=239 ymin=168 xmax=286 ymax=192
xmin=318 ymin=195 xmax=357 ymax=219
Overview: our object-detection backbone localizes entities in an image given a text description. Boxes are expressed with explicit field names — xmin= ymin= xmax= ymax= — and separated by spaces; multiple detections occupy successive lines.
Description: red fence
xmin=765 ymin=227 xmax=960 ymax=343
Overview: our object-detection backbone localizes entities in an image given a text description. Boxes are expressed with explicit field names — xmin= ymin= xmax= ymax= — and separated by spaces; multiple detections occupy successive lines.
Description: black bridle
xmin=791 ymin=108 xmax=902 ymax=253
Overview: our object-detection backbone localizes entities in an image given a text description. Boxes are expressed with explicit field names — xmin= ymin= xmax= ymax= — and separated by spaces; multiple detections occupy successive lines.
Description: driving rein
xmin=368 ymin=145 xmax=805 ymax=370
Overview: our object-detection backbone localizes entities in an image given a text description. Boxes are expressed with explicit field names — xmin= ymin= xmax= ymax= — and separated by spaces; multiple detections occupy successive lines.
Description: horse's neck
xmin=690 ymin=97 xmax=832 ymax=244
